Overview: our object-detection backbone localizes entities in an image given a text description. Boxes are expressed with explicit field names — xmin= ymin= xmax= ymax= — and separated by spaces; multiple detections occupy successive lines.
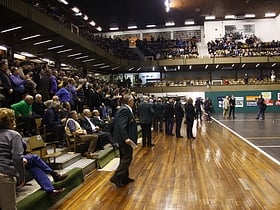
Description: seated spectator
xmin=60 ymin=101 xmax=71 ymax=122
xmin=80 ymin=109 xmax=117 ymax=150
xmin=11 ymin=95 xmax=37 ymax=136
xmin=44 ymin=95 xmax=60 ymax=109
xmin=65 ymin=110 xmax=98 ymax=158
xmin=32 ymin=94 xmax=47 ymax=117
xmin=92 ymin=109 xmax=110 ymax=131
xmin=244 ymin=73 xmax=249 ymax=84
xmin=42 ymin=100 xmax=65 ymax=143
xmin=22 ymin=153 xmax=68 ymax=195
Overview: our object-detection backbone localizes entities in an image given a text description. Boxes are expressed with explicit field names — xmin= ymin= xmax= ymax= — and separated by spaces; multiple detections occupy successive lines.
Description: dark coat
xmin=137 ymin=102 xmax=154 ymax=124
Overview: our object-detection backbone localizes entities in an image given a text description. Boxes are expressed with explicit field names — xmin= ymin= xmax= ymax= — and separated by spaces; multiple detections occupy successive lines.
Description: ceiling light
xmin=205 ymin=16 xmax=216 ymax=20
xmin=165 ymin=21 xmax=175 ymax=26
xmin=21 ymin=34 xmax=41 ymax=40
xmin=272 ymin=63 xmax=276 ymax=67
xmin=242 ymin=64 xmax=246 ymax=68
xmin=137 ymin=67 xmax=141 ymax=71
xmin=146 ymin=24 xmax=156 ymax=28
xmin=164 ymin=66 xmax=167 ymax=71
xmin=205 ymin=65 xmax=208 ymax=69
xmin=14 ymin=53 xmax=25 ymax=60
xmin=245 ymin=14 xmax=255 ymax=18
xmin=216 ymin=64 xmax=219 ymax=69
xmin=1 ymin=26 xmax=22 ymax=33
xmin=82 ymin=58 xmax=95 ymax=62
xmin=72 ymin=7 xmax=80 ymax=13
xmin=96 ymin=26 xmax=102 ymax=31
xmin=256 ymin=63 xmax=260 ymax=68
xmin=21 ymin=52 xmax=35 ymax=57
xmin=128 ymin=26 xmax=138 ymax=29
xmin=57 ymin=0 xmax=68 ymax=5
xmin=165 ymin=0 xmax=170 ymax=13
xmin=75 ymin=12 xmax=82 ymax=16
xmin=57 ymin=48 xmax=73 ymax=53
xmin=83 ymin=15 xmax=88 ymax=21
xmin=67 ymin=53 xmax=82 ymax=57
xmin=225 ymin=15 xmax=236 ymax=19
xmin=89 ymin=21 xmax=96 ymax=26
xmin=93 ymin=63 xmax=105 ymax=67
xmin=152 ymin=66 xmax=155 ymax=71
xmin=75 ymin=55 xmax=89 ymax=60
xmin=100 ymin=65 xmax=110 ymax=69
xmin=47 ymin=45 xmax=64 ymax=50
xmin=232 ymin=64 xmax=235 ymax=67
xmin=33 ymin=40 xmax=52 ymax=45
xmin=109 ymin=27 xmax=119 ymax=31
xmin=111 ymin=67 xmax=120 ymax=70
xmin=265 ymin=12 xmax=276 ymax=18
xmin=177 ymin=66 xmax=180 ymax=70
xmin=184 ymin=20 xmax=195 ymax=25
xmin=189 ymin=65 xmax=192 ymax=70
xmin=42 ymin=58 xmax=54 ymax=64
xmin=0 ymin=45 xmax=7 ymax=51
xmin=128 ymin=67 xmax=134 ymax=71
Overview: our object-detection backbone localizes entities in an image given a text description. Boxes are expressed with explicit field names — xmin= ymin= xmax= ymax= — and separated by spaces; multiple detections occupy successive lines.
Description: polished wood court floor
xmin=53 ymin=116 xmax=280 ymax=210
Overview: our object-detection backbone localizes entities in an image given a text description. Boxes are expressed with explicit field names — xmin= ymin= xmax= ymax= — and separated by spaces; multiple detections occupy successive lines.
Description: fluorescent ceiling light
xmin=42 ymin=58 xmax=54 ymax=64
xmin=232 ymin=64 xmax=235 ymax=67
xmin=89 ymin=21 xmax=96 ymax=26
xmin=205 ymin=65 xmax=208 ymax=69
xmin=72 ymin=7 xmax=80 ymax=13
xmin=47 ymin=45 xmax=64 ymax=50
xmin=14 ymin=53 xmax=25 ymax=60
xmin=21 ymin=34 xmax=41 ymax=40
xmin=128 ymin=67 xmax=134 ymax=71
xmin=109 ymin=27 xmax=119 ymax=31
xmin=128 ymin=26 xmax=138 ymax=29
xmin=111 ymin=67 xmax=120 ymax=70
xmin=96 ymin=26 xmax=102 ymax=32
xmin=0 ymin=45 xmax=7 ymax=51
xmin=272 ymin=63 xmax=276 ymax=67
xmin=189 ymin=65 xmax=192 ymax=70
xmin=33 ymin=40 xmax=51 ymax=45
xmin=21 ymin=52 xmax=35 ymax=57
xmin=1 ymin=26 xmax=22 ymax=33
xmin=245 ymin=14 xmax=255 ymax=18
xmin=165 ymin=21 xmax=175 ymax=26
xmin=67 ymin=53 xmax=82 ymax=57
xmin=100 ymin=65 xmax=110 ymax=69
xmin=216 ymin=64 xmax=219 ymax=69
xmin=152 ymin=66 xmax=155 ymax=71
xmin=184 ymin=20 xmax=195 ymax=25
xmin=265 ymin=12 xmax=276 ymax=17
xmin=136 ymin=67 xmax=141 ymax=71
xmin=82 ymin=58 xmax=95 ymax=63
xmin=75 ymin=55 xmax=89 ymax=60
xmin=225 ymin=15 xmax=236 ymax=19
xmin=146 ymin=24 xmax=156 ymax=28
xmin=205 ymin=16 xmax=216 ymax=20
xmin=256 ymin=63 xmax=260 ymax=68
xmin=93 ymin=63 xmax=105 ymax=67
xmin=83 ymin=15 xmax=88 ymax=21
xmin=242 ymin=64 xmax=246 ymax=68
xmin=57 ymin=0 xmax=68 ymax=5
xmin=165 ymin=0 xmax=170 ymax=13
xmin=75 ymin=12 xmax=82 ymax=16
xmin=57 ymin=48 xmax=72 ymax=53
xmin=177 ymin=66 xmax=180 ymax=70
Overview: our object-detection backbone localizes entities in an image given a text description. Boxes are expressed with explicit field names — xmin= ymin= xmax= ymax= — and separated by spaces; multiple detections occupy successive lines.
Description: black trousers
xmin=141 ymin=123 xmax=152 ymax=146
xmin=175 ymin=117 xmax=183 ymax=137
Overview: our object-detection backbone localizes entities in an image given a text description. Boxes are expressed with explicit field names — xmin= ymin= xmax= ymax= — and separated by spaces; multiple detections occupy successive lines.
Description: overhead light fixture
xmin=1 ymin=26 xmax=22 ymax=33
xmin=93 ymin=63 xmax=105 ymax=67
xmin=128 ymin=67 xmax=134 ymax=71
xmin=232 ymin=64 xmax=235 ymax=67
xmin=75 ymin=55 xmax=89 ymax=60
xmin=152 ymin=66 xmax=155 ymax=71
xmin=245 ymin=14 xmax=255 ymax=18
xmin=137 ymin=67 xmax=141 ymax=71
xmin=14 ymin=53 xmax=26 ymax=60
xmin=216 ymin=64 xmax=219 ymax=69
xmin=165 ymin=21 xmax=175 ymax=26
xmin=72 ymin=7 xmax=80 ymax=13
xmin=165 ymin=0 xmax=170 ymax=13
xmin=184 ymin=20 xmax=195 ymax=25
xmin=89 ymin=21 xmax=96 ymax=27
xmin=100 ymin=65 xmax=110 ymax=69
xmin=0 ymin=45 xmax=7 ymax=51
xmin=21 ymin=52 xmax=35 ymax=57
xmin=83 ymin=15 xmax=88 ymax=21
xmin=256 ymin=63 xmax=260 ymax=68
xmin=272 ymin=63 xmax=276 ymax=67
xmin=96 ymin=26 xmax=102 ymax=31
xmin=111 ymin=67 xmax=120 ymax=70
xmin=225 ymin=15 xmax=236 ymax=19
xmin=205 ymin=16 xmax=216 ymax=20
xmin=67 ymin=53 xmax=82 ymax=57
xmin=21 ymin=34 xmax=41 ymax=40
xmin=33 ymin=40 xmax=51 ymax=45
xmin=57 ymin=48 xmax=72 ymax=53
xmin=189 ymin=65 xmax=192 ymax=70
xmin=177 ymin=66 xmax=180 ymax=70
xmin=164 ymin=66 xmax=167 ymax=71
xmin=47 ymin=45 xmax=64 ymax=50
xmin=128 ymin=26 xmax=138 ymax=29
xmin=82 ymin=58 xmax=95 ymax=62
xmin=42 ymin=58 xmax=54 ymax=64
xmin=75 ymin=12 xmax=82 ymax=16
xmin=146 ymin=24 xmax=156 ymax=28
xmin=57 ymin=0 xmax=68 ymax=5
xmin=109 ymin=27 xmax=119 ymax=31
xmin=242 ymin=64 xmax=246 ymax=68
xmin=205 ymin=65 xmax=208 ymax=69
xmin=265 ymin=12 xmax=276 ymax=18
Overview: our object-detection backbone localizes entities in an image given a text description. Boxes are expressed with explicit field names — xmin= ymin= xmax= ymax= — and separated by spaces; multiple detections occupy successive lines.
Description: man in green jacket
xmin=11 ymin=95 xmax=37 ymax=136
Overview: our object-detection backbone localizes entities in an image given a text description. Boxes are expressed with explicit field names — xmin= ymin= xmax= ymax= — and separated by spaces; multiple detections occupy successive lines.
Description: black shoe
xmin=148 ymin=143 xmax=155 ymax=147
xmin=53 ymin=173 xmax=68 ymax=182
xmin=110 ymin=177 xmax=124 ymax=187
xmin=48 ymin=188 xmax=65 ymax=196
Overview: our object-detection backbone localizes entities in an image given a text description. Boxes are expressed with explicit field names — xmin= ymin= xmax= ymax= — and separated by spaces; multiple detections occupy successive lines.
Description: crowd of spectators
xmin=207 ymin=34 xmax=280 ymax=58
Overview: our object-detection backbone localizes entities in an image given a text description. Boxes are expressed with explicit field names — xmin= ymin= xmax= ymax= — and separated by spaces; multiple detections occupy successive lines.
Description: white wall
xmin=204 ymin=17 xmax=280 ymax=44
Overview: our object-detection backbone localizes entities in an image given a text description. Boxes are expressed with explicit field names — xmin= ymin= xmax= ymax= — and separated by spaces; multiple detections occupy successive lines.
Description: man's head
xmin=83 ymin=109 xmax=92 ymax=118
xmin=123 ymin=94 xmax=134 ymax=108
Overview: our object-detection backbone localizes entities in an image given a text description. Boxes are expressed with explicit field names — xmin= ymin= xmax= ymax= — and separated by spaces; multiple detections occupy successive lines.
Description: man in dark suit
xmin=110 ymin=94 xmax=137 ymax=187
xmin=174 ymin=97 xmax=184 ymax=138
xmin=137 ymin=96 xmax=155 ymax=147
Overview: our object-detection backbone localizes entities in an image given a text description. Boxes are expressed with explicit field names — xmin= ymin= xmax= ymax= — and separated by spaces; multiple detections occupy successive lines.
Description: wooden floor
xmin=53 ymin=117 xmax=280 ymax=210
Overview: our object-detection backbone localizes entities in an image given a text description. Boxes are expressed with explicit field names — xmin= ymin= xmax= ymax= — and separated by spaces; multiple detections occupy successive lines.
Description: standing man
xmin=137 ymin=96 xmax=155 ymax=147
xmin=174 ymin=97 xmax=184 ymax=138
xmin=256 ymin=94 xmax=266 ymax=120
xmin=110 ymin=94 xmax=137 ymax=187
xmin=228 ymin=95 xmax=236 ymax=119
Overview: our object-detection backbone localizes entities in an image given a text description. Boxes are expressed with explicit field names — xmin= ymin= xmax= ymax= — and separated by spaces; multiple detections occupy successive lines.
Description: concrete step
xmin=51 ymin=152 xmax=82 ymax=170
xmin=63 ymin=158 xmax=97 ymax=176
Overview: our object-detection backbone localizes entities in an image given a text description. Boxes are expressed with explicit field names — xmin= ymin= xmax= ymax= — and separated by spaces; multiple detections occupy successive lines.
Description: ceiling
xmin=70 ymin=0 xmax=280 ymax=32
xmin=0 ymin=0 xmax=279 ymax=74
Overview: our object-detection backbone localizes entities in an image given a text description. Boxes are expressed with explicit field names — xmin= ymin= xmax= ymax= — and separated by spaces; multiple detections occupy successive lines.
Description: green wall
xmin=205 ymin=90 xmax=280 ymax=113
